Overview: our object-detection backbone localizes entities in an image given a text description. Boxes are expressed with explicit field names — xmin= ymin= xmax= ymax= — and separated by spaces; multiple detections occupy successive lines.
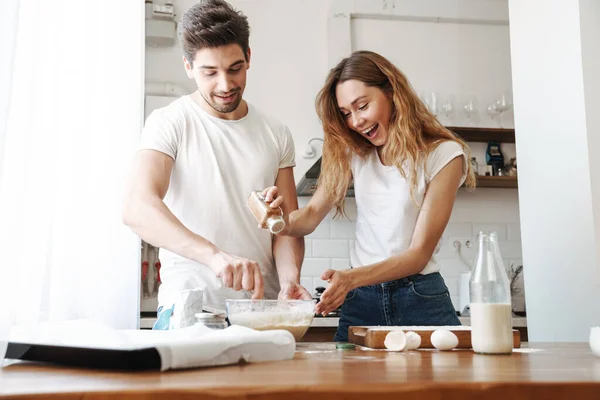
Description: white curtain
xmin=0 ymin=0 xmax=21 ymax=358
xmin=0 ymin=0 xmax=20 ymax=169
xmin=0 ymin=0 xmax=144 ymax=331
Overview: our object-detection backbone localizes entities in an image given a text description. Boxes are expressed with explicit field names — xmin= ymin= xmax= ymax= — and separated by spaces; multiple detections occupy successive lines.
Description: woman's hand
xmin=259 ymin=186 xmax=289 ymax=234
xmin=315 ymin=269 xmax=355 ymax=316
xmin=262 ymin=186 xmax=285 ymax=209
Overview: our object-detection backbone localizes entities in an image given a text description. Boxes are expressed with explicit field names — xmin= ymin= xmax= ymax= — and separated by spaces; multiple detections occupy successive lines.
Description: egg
xmin=590 ymin=326 xmax=600 ymax=357
xmin=431 ymin=329 xmax=459 ymax=351
xmin=384 ymin=331 xmax=407 ymax=351
xmin=405 ymin=331 xmax=422 ymax=350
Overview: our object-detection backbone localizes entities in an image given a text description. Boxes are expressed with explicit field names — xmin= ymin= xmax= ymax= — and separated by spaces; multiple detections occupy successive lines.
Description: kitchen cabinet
xmin=1 ymin=343 xmax=597 ymax=399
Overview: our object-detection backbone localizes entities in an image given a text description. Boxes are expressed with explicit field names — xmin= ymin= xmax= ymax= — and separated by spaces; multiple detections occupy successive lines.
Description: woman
xmin=263 ymin=50 xmax=476 ymax=342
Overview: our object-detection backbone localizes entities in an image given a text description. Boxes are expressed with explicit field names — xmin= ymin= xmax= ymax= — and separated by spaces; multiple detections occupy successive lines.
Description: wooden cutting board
xmin=348 ymin=326 xmax=521 ymax=349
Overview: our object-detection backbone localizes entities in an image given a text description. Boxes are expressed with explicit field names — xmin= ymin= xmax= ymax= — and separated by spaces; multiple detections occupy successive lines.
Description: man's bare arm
xmin=270 ymin=167 xmax=312 ymax=300
xmin=122 ymin=149 xmax=264 ymax=298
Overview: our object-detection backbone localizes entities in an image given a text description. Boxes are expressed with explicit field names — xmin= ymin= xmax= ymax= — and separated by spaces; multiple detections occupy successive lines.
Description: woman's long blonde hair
xmin=316 ymin=50 xmax=476 ymax=216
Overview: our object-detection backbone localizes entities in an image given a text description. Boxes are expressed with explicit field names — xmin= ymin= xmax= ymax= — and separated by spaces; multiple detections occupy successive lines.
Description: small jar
xmin=470 ymin=157 xmax=479 ymax=176
xmin=194 ymin=313 xmax=228 ymax=329
xmin=247 ymin=191 xmax=285 ymax=234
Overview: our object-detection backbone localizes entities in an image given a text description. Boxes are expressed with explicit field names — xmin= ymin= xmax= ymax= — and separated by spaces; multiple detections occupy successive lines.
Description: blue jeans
xmin=334 ymin=272 xmax=460 ymax=342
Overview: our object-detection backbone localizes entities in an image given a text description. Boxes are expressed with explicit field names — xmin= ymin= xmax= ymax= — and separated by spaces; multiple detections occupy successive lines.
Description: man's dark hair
xmin=178 ymin=0 xmax=250 ymax=66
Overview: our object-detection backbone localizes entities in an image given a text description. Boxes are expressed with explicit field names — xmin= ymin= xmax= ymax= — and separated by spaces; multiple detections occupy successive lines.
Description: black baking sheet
xmin=5 ymin=341 xmax=162 ymax=371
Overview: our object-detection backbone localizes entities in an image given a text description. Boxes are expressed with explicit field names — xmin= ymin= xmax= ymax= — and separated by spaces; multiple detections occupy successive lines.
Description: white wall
xmin=146 ymin=0 xmax=515 ymax=180
xmin=580 ymin=0 xmax=600 ymax=284
xmin=509 ymin=0 xmax=600 ymax=341
xmin=352 ymin=18 xmax=514 ymax=129
xmin=145 ymin=0 xmax=523 ymax=311
xmin=146 ymin=0 xmax=334 ymax=183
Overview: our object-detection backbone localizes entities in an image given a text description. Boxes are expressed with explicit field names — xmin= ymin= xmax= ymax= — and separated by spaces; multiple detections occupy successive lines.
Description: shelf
xmin=300 ymin=174 xmax=518 ymax=194
xmin=447 ymin=127 xmax=517 ymax=188
xmin=298 ymin=126 xmax=518 ymax=196
xmin=472 ymin=175 xmax=518 ymax=189
xmin=447 ymin=126 xmax=515 ymax=143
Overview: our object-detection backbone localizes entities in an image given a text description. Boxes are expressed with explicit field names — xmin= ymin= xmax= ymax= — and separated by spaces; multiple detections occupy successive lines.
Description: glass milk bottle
xmin=469 ymin=231 xmax=513 ymax=354
xmin=247 ymin=191 xmax=285 ymax=234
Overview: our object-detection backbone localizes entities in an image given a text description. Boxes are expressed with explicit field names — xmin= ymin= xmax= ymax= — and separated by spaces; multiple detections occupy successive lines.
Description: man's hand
xmin=208 ymin=252 xmax=264 ymax=299
xmin=315 ymin=269 xmax=355 ymax=316
xmin=278 ymin=281 xmax=313 ymax=300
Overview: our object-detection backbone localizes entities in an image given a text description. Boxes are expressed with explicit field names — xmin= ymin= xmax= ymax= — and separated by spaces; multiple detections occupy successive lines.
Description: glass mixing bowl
xmin=225 ymin=299 xmax=316 ymax=341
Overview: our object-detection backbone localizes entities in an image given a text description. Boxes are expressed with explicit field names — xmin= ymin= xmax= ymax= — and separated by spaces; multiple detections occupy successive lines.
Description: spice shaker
xmin=247 ymin=191 xmax=286 ymax=234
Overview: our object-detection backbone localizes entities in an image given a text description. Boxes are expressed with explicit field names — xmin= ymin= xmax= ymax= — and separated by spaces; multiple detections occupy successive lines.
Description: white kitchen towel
xmin=7 ymin=320 xmax=296 ymax=371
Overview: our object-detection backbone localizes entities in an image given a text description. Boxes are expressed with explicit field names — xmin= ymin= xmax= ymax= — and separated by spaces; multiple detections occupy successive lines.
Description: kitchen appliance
xmin=313 ymin=286 xmax=342 ymax=317
xmin=145 ymin=1 xmax=177 ymax=47
xmin=296 ymin=158 xmax=355 ymax=197
xmin=486 ymin=141 xmax=504 ymax=176
xmin=452 ymin=240 xmax=473 ymax=316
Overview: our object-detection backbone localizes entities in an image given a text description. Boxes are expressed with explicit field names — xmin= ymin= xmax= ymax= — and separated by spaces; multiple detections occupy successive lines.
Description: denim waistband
xmin=361 ymin=272 xmax=441 ymax=290
xmin=381 ymin=276 xmax=412 ymax=288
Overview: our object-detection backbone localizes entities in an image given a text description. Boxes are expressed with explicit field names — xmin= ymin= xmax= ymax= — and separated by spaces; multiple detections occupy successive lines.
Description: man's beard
xmin=202 ymin=89 xmax=242 ymax=114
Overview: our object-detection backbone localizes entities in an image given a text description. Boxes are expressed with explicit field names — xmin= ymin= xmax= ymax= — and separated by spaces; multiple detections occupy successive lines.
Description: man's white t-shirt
xmin=139 ymin=95 xmax=295 ymax=308
xmin=350 ymin=141 xmax=467 ymax=275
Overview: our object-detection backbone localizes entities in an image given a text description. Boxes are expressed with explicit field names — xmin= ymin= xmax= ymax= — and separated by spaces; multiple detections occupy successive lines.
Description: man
xmin=123 ymin=0 xmax=311 ymax=328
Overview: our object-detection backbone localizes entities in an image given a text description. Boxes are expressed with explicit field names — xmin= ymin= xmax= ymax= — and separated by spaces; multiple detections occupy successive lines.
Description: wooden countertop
xmin=1 ymin=343 xmax=599 ymax=399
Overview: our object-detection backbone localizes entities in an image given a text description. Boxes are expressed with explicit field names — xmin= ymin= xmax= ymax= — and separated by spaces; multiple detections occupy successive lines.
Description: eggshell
xmin=405 ymin=331 xmax=422 ymax=350
xmin=384 ymin=331 xmax=407 ymax=351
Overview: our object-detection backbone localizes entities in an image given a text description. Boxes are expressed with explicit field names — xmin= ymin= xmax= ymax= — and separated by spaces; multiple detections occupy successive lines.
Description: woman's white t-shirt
xmin=350 ymin=141 xmax=467 ymax=274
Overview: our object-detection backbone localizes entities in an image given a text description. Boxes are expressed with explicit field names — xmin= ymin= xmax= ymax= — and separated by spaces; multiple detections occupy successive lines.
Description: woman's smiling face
xmin=335 ymin=79 xmax=393 ymax=147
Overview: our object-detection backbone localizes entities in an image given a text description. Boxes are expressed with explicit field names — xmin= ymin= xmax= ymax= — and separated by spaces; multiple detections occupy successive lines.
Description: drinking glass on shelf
xmin=487 ymin=102 xmax=501 ymax=127
xmin=463 ymin=97 xmax=476 ymax=126
xmin=418 ymin=91 xmax=428 ymax=110
xmin=420 ymin=91 xmax=439 ymax=116
xmin=494 ymin=92 xmax=512 ymax=128
xmin=442 ymin=95 xmax=454 ymax=120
